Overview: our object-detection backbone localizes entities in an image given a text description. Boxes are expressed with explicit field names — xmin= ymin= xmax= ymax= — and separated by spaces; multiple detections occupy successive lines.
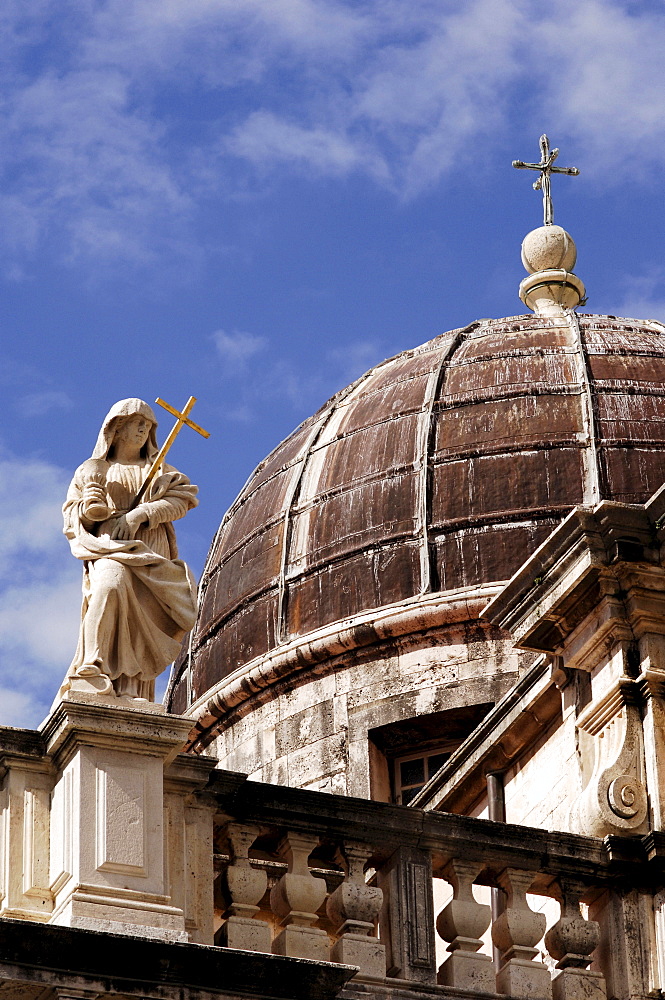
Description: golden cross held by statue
xmin=128 ymin=396 xmax=210 ymax=511
xmin=513 ymin=134 xmax=580 ymax=227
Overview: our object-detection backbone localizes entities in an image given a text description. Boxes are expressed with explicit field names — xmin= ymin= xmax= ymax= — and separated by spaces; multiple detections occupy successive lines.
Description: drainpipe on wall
xmin=486 ymin=770 xmax=506 ymax=969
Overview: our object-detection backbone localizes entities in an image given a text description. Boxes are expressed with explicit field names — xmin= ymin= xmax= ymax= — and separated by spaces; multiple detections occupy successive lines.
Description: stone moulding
xmin=185 ymin=584 xmax=505 ymax=750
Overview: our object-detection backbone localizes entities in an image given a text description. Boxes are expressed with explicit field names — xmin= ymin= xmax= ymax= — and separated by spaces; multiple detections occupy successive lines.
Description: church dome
xmin=169 ymin=310 xmax=665 ymax=735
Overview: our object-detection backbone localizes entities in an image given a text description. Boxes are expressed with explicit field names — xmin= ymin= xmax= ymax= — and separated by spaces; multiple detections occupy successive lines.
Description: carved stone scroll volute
xmin=436 ymin=859 xmax=494 ymax=991
xmin=217 ymin=823 xmax=271 ymax=953
xmin=270 ymin=831 xmax=329 ymax=961
xmin=326 ymin=841 xmax=385 ymax=980
xmin=492 ymin=868 xmax=552 ymax=999
xmin=575 ymin=677 xmax=648 ymax=838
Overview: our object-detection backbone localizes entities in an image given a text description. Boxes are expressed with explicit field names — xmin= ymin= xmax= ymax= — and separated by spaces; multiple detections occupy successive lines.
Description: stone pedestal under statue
xmin=40 ymin=693 xmax=209 ymax=942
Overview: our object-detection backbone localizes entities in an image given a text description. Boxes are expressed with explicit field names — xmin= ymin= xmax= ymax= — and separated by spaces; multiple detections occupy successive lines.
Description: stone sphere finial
xmin=518 ymin=224 xmax=585 ymax=317
xmin=521 ymin=225 xmax=577 ymax=274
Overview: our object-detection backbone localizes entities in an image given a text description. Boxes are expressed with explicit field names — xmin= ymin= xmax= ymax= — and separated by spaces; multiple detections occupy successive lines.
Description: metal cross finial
xmin=128 ymin=395 xmax=210 ymax=511
xmin=513 ymin=134 xmax=579 ymax=226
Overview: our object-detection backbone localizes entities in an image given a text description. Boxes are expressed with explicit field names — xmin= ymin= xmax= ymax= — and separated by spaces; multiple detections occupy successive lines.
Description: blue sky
xmin=3 ymin=0 xmax=665 ymax=727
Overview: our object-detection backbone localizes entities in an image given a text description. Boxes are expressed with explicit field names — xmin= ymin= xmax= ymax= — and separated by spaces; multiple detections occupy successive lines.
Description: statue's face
xmin=115 ymin=414 xmax=152 ymax=451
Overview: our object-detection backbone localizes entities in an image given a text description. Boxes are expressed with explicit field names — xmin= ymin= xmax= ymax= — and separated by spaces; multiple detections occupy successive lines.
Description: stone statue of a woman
xmin=59 ymin=398 xmax=198 ymax=702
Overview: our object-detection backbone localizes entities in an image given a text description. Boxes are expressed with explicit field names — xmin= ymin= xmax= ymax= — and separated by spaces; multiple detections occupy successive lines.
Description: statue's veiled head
xmin=92 ymin=398 xmax=159 ymax=462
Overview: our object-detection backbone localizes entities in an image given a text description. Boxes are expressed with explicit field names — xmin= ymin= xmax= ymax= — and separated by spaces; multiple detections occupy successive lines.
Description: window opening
xmin=368 ymin=702 xmax=494 ymax=805
xmin=395 ymin=749 xmax=453 ymax=804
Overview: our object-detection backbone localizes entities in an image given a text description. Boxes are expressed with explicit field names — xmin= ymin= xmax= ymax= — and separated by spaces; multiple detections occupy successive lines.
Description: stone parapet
xmin=210 ymin=769 xmax=665 ymax=997
xmin=4 ymin=704 xmax=665 ymax=997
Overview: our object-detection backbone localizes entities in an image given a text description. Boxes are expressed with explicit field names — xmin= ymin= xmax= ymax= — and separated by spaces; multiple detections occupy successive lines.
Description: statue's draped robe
xmin=62 ymin=461 xmax=198 ymax=698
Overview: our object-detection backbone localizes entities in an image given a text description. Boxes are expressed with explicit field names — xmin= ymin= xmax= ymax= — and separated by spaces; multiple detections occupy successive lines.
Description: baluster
xmin=218 ymin=823 xmax=271 ymax=953
xmin=326 ymin=841 xmax=385 ymax=980
xmin=492 ymin=868 xmax=552 ymax=999
xmin=436 ymin=859 xmax=494 ymax=991
xmin=270 ymin=831 xmax=329 ymax=960
xmin=545 ymin=879 xmax=606 ymax=1000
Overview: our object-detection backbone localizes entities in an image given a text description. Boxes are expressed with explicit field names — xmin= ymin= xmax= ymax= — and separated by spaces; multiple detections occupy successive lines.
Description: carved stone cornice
xmin=483 ymin=500 xmax=660 ymax=657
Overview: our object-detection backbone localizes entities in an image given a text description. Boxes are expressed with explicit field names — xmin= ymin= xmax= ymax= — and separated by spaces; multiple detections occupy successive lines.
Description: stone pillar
xmin=270 ymin=831 xmax=328 ymax=961
xmin=326 ymin=841 xmax=385 ymax=980
xmin=41 ymin=694 xmax=192 ymax=941
xmin=0 ymin=738 xmax=54 ymax=921
xmin=436 ymin=859 xmax=494 ymax=991
xmin=218 ymin=822 xmax=271 ymax=953
xmin=492 ymin=868 xmax=552 ymax=999
xmin=163 ymin=752 xmax=217 ymax=944
xmin=545 ymin=880 xmax=605 ymax=1000
xmin=377 ymin=846 xmax=437 ymax=984
xmin=637 ymin=662 xmax=665 ymax=830
xmin=589 ymin=888 xmax=656 ymax=1000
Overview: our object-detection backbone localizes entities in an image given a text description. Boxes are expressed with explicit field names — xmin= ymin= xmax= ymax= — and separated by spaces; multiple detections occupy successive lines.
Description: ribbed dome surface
xmin=168 ymin=312 xmax=665 ymax=714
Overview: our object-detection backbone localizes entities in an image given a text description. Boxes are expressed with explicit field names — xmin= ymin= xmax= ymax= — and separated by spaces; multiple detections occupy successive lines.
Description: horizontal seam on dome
xmin=430 ymin=507 xmax=579 ymax=533
xmin=185 ymin=587 xmax=507 ymax=743
xmin=447 ymin=347 xmax=580 ymax=365
xmin=432 ymin=439 xmax=590 ymax=460
xmin=195 ymin=533 xmax=427 ymax=647
xmin=207 ymin=463 xmax=426 ymax=571
xmin=435 ymin=385 xmax=592 ymax=410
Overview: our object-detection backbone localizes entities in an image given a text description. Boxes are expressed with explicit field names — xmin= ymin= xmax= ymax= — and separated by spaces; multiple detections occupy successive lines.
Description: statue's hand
xmin=110 ymin=509 xmax=147 ymax=540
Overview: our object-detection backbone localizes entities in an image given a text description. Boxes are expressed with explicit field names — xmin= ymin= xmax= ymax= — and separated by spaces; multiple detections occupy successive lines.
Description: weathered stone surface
xmin=377 ymin=847 xmax=436 ymax=984
xmin=200 ymin=624 xmax=521 ymax=795
xmin=37 ymin=698 xmax=209 ymax=942
xmin=551 ymin=967 xmax=607 ymax=1000
xmin=270 ymin=832 xmax=329 ymax=961
xmin=0 ymin=918 xmax=356 ymax=1000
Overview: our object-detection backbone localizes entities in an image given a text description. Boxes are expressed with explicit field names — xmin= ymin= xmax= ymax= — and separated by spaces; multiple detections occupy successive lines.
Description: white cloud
xmin=604 ymin=270 xmax=665 ymax=325
xmin=0 ymin=449 xmax=81 ymax=727
xmin=0 ymin=456 xmax=70 ymax=577
xmin=0 ymin=689 xmax=35 ymax=728
xmin=17 ymin=390 xmax=74 ymax=417
xmin=1 ymin=0 xmax=665 ymax=268
xmin=78 ymin=0 xmax=371 ymax=76
xmin=226 ymin=111 xmax=389 ymax=180
xmin=1 ymin=66 xmax=193 ymax=267
xmin=609 ymin=298 xmax=665 ymax=326
xmin=213 ymin=328 xmax=268 ymax=368
xmin=0 ymin=572 xmax=80 ymax=674
xmin=327 ymin=339 xmax=385 ymax=385
xmin=213 ymin=327 xmax=390 ymax=425
xmin=535 ymin=1 xmax=665 ymax=180
xmin=352 ymin=0 xmax=526 ymax=194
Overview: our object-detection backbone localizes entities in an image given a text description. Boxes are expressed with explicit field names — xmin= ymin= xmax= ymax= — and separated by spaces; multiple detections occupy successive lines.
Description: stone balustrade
xmin=211 ymin=770 xmax=665 ymax=998
xmin=2 ymin=710 xmax=665 ymax=1000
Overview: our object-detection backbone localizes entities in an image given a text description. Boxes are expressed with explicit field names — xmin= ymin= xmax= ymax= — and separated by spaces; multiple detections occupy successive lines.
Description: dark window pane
xmin=401 ymin=785 xmax=423 ymax=805
xmin=427 ymin=752 xmax=451 ymax=777
xmin=400 ymin=757 xmax=425 ymax=787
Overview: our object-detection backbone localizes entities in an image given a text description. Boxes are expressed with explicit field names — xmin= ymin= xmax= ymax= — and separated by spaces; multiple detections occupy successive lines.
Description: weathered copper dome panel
xmin=584 ymin=320 xmax=665 ymax=502
xmin=430 ymin=319 xmax=588 ymax=591
xmin=167 ymin=313 xmax=665 ymax=714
